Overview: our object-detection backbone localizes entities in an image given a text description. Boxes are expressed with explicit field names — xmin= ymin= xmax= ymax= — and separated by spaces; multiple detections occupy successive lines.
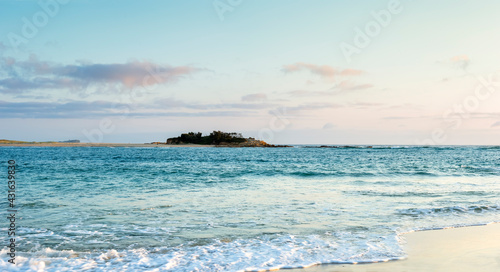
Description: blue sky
xmin=1 ymin=0 xmax=500 ymax=144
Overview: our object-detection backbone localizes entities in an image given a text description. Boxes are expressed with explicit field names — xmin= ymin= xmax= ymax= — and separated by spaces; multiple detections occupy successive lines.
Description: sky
xmin=1 ymin=0 xmax=500 ymax=144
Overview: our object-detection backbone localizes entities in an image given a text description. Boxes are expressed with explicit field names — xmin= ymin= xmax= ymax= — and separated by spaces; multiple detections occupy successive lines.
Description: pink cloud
xmin=340 ymin=69 xmax=364 ymax=76
xmin=449 ymin=55 xmax=470 ymax=70
xmin=59 ymin=61 xmax=201 ymax=88
xmin=450 ymin=55 xmax=469 ymax=62
xmin=333 ymin=80 xmax=373 ymax=91
xmin=282 ymin=62 xmax=364 ymax=80
xmin=0 ymin=56 xmax=203 ymax=94
xmin=241 ymin=93 xmax=267 ymax=102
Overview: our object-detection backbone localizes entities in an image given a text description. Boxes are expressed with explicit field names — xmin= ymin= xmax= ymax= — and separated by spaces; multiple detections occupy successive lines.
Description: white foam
xmin=0 ymin=233 xmax=406 ymax=271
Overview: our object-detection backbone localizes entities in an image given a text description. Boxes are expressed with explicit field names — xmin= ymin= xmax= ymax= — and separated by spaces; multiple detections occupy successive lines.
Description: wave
xmin=346 ymin=190 xmax=442 ymax=198
xmin=5 ymin=222 xmax=499 ymax=271
xmin=476 ymin=146 xmax=500 ymax=150
xmin=240 ymin=256 xmax=407 ymax=271
xmin=401 ymin=221 xmax=500 ymax=234
xmin=20 ymin=201 xmax=67 ymax=209
xmin=300 ymin=145 xmax=415 ymax=149
xmin=459 ymin=165 xmax=500 ymax=174
xmin=396 ymin=205 xmax=500 ymax=217
xmin=0 ymin=233 xmax=405 ymax=272
xmin=297 ymin=145 xmax=481 ymax=150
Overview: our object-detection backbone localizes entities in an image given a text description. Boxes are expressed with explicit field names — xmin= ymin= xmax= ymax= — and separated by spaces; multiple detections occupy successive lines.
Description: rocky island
xmin=166 ymin=131 xmax=291 ymax=147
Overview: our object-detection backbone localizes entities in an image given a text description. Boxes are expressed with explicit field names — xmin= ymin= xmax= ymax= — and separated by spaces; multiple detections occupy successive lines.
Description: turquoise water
xmin=1 ymin=146 xmax=499 ymax=271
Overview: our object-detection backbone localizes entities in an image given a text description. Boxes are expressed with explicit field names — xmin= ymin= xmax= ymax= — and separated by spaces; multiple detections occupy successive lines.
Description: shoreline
xmin=0 ymin=143 xmax=216 ymax=147
xmin=0 ymin=143 xmax=293 ymax=148
xmin=285 ymin=223 xmax=500 ymax=272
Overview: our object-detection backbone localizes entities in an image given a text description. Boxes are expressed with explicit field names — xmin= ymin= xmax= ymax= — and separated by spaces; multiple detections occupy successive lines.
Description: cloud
xmin=186 ymin=102 xmax=275 ymax=110
xmin=323 ymin=122 xmax=335 ymax=130
xmin=241 ymin=93 xmax=267 ymax=102
xmin=0 ymin=55 xmax=202 ymax=94
xmin=153 ymin=97 xmax=188 ymax=108
xmin=437 ymin=55 xmax=470 ymax=73
xmin=59 ymin=62 xmax=199 ymax=88
xmin=285 ymin=102 xmax=343 ymax=114
xmin=286 ymin=81 xmax=373 ymax=97
xmin=340 ymin=69 xmax=364 ymax=76
xmin=282 ymin=62 xmax=364 ymax=80
xmin=467 ymin=112 xmax=500 ymax=119
xmin=0 ymin=77 xmax=81 ymax=93
xmin=0 ymin=100 xmax=126 ymax=118
xmin=383 ymin=116 xmax=420 ymax=120
xmin=383 ymin=103 xmax=422 ymax=110
xmin=450 ymin=55 xmax=470 ymax=70
xmin=383 ymin=112 xmax=500 ymax=122
xmin=0 ymin=97 xmax=275 ymax=119
xmin=153 ymin=98 xmax=275 ymax=110
xmin=350 ymin=102 xmax=383 ymax=108
xmin=330 ymin=80 xmax=373 ymax=92
xmin=286 ymin=90 xmax=327 ymax=97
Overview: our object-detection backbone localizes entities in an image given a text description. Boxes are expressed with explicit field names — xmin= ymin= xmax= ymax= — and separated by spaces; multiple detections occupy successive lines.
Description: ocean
xmin=1 ymin=146 xmax=499 ymax=271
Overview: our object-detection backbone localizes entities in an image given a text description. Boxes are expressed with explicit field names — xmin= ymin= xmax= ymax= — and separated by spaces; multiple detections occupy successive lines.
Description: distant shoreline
xmin=2 ymin=143 xmax=499 ymax=148
xmin=0 ymin=143 xmax=216 ymax=147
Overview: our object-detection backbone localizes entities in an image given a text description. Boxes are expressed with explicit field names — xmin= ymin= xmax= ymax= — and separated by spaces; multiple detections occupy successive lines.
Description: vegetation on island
xmin=0 ymin=139 xmax=80 ymax=144
xmin=166 ymin=131 xmax=290 ymax=147
xmin=167 ymin=131 xmax=244 ymax=145
xmin=0 ymin=140 xmax=33 ymax=144
xmin=0 ymin=139 xmax=57 ymax=144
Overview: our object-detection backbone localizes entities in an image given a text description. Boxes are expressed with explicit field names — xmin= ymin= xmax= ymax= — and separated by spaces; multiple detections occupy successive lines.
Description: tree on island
xmin=209 ymin=131 xmax=246 ymax=144
xmin=168 ymin=131 xmax=246 ymax=145
xmin=166 ymin=131 xmax=290 ymax=147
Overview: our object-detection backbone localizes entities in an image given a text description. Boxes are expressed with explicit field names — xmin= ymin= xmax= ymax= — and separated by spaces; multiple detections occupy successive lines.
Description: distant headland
xmin=165 ymin=131 xmax=291 ymax=147
xmin=0 ymin=132 xmax=291 ymax=147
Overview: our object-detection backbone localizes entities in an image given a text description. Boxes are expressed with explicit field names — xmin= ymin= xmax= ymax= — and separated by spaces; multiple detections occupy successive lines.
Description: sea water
xmin=0 ymin=146 xmax=499 ymax=271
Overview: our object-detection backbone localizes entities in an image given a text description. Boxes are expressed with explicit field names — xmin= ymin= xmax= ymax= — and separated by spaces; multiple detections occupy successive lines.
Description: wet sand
xmin=287 ymin=223 xmax=500 ymax=272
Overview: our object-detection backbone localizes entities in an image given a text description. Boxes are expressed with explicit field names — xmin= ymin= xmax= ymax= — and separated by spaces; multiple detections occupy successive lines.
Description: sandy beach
xmin=287 ymin=223 xmax=500 ymax=272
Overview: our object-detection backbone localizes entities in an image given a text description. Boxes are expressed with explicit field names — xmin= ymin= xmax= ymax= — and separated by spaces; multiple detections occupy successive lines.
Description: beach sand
xmin=288 ymin=223 xmax=500 ymax=272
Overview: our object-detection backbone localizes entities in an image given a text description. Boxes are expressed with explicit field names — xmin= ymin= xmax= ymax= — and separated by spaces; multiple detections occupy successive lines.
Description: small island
xmin=166 ymin=131 xmax=291 ymax=147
